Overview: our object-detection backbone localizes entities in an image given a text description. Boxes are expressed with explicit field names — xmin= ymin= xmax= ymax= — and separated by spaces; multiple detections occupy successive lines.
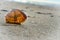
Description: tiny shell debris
xmin=5 ymin=9 xmax=27 ymax=24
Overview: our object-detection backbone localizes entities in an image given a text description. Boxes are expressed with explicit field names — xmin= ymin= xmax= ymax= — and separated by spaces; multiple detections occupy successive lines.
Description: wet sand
xmin=0 ymin=1 xmax=60 ymax=40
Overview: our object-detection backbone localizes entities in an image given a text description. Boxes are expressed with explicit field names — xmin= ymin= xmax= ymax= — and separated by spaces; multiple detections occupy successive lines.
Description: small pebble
xmin=27 ymin=16 xmax=31 ymax=17
xmin=27 ymin=15 xmax=35 ymax=18
xmin=50 ymin=15 xmax=54 ymax=17
xmin=36 ymin=12 xmax=42 ymax=14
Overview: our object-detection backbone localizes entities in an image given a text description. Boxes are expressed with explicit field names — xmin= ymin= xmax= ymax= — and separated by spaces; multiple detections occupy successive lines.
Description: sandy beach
xmin=0 ymin=1 xmax=60 ymax=40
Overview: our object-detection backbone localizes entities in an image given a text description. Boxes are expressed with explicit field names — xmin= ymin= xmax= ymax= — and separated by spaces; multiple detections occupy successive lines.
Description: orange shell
xmin=5 ymin=9 xmax=27 ymax=24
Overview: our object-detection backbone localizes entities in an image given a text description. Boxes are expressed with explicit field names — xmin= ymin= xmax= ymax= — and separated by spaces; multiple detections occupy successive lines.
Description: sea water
xmin=8 ymin=0 xmax=60 ymax=7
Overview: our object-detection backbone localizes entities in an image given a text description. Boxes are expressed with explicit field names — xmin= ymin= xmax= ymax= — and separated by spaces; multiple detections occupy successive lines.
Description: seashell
xmin=5 ymin=9 xmax=27 ymax=24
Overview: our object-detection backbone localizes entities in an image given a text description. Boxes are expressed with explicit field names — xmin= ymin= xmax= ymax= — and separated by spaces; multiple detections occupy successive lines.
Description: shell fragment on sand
xmin=5 ymin=9 xmax=27 ymax=24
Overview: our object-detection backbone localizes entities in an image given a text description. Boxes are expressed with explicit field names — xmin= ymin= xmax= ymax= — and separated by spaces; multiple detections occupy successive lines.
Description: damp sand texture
xmin=0 ymin=1 xmax=60 ymax=40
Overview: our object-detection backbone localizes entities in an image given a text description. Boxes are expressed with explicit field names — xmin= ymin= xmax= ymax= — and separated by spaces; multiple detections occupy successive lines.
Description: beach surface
xmin=0 ymin=1 xmax=60 ymax=40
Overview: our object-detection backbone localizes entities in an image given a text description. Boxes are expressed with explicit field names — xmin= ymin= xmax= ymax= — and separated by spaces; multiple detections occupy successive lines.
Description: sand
xmin=0 ymin=1 xmax=60 ymax=40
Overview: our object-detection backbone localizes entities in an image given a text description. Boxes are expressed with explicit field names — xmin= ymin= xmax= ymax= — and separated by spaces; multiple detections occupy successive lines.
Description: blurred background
xmin=3 ymin=0 xmax=59 ymax=7
xmin=8 ymin=0 xmax=60 ymax=4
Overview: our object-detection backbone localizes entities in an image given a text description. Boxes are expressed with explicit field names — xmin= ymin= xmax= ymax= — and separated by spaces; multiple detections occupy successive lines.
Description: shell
xmin=5 ymin=9 xmax=27 ymax=24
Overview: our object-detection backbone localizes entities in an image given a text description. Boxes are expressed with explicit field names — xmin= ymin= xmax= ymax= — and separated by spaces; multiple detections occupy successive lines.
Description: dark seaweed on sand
xmin=1 ymin=9 xmax=8 ymax=12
